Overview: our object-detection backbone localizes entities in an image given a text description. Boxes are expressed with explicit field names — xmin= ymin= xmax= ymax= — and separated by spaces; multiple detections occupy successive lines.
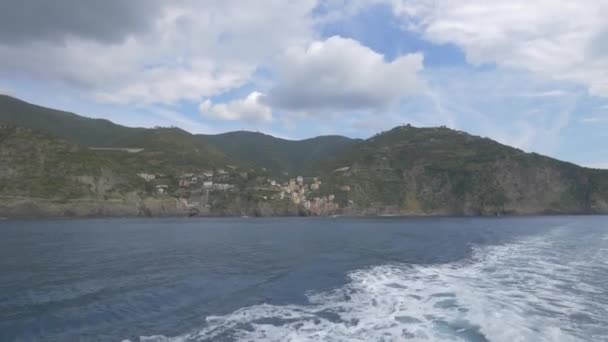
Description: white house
xmin=137 ymin=173 xmax=156 ymax=182
xmin=155 ymin=184 xmax=168 ymax=194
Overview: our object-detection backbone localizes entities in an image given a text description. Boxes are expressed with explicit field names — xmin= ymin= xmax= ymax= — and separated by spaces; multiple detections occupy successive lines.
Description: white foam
xmin=139 ymin=227 xmax=608 ymax=342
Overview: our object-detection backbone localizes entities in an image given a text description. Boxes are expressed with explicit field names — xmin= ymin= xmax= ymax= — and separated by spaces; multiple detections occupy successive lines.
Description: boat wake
xmin=136 ymin=227 xmax=608 ymax=341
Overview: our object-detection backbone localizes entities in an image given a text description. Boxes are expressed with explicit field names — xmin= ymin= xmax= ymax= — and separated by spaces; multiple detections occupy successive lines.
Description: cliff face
xmin=0 ymin=195 xmax=308 ymax=218
xmin=0 ymin=196 xmax=186 ymax=218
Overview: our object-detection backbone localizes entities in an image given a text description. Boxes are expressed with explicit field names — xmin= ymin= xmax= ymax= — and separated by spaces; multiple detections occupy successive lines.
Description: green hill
xmin=198 ymin=131 xmax=357 ymax=176
xmin=318 ymin=125 xmax=608 ymax=215
xmin=2 ymin=95 xmax=608 ymax=216
xmin=0 ymin=124 xmax=134 ymax=199
xmin=0 ymin=95 xmax=356 ymax=174
xmin=0 ymin=124 xmax=224 ymax=199
xmin=0 ymin=95 xmax=230 ymax=168
xmin=0 ymin=94 xmax=143 ymax=147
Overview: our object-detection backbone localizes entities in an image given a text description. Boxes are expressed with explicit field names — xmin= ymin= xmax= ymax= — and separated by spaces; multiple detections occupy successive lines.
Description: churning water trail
xmin=139 ymin=226 xmax=608 ymax=342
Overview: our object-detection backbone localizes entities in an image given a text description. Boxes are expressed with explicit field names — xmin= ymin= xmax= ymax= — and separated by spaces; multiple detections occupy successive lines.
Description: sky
xmin=0 ymin=0 xmax=607 ymax=168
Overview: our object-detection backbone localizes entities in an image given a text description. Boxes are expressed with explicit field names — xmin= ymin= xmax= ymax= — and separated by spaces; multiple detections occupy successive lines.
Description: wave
xmin=135 ymin=227 xmax=608 ymax=342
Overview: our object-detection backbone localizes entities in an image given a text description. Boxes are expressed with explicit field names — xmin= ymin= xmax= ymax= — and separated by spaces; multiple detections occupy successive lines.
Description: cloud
xmin=519 ymin=90 xmax=569 ymax=98
xmin=389 ymin=0 xmax=608 ymax=97
xmin=581 ymin=116 xmax=608 ymax=123
xmin=94 ymin=62 xmax=254 ymax=105
xmin=0 ymin=86 xmax=14 ymax=96
xmin=415 ymin=67 xmax=582 ymax=155
xmin=266 ymin=36 xmax=424 ymax=113
xmin=200 ymin=92 xmax=272 ymax=123
xmin=0 ymin=1 xmax=317 ymax=105
xmin=0 ymin=0 xmax=165 ymax=45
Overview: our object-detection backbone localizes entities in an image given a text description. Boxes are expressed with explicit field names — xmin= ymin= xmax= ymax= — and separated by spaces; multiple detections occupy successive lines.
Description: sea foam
xmin=137 ymin=227 xmax=608 ymax=342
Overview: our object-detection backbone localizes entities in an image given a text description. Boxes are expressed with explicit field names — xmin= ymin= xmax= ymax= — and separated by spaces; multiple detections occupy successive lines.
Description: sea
xmin=0 ymin=216 xmax=607 ymax=341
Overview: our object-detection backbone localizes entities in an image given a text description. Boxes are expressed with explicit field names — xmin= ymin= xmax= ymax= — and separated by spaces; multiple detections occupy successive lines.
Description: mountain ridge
xmin=0 ymin=95 xmax=357 ymax=174
xmin=1 ymin=94 xmax=607 ymax=217
xmin=0 ymin=94 xmax=357 ymax=145
xmin=198 ymin=131 xmax=358 ymax=176
xmin=317 ymin=125 xmax=608 ymax=215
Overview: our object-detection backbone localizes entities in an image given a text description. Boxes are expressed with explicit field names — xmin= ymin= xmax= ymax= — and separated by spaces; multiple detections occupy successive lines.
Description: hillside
xmin=0 ymin=124 xmax=220 ymax=200
xmin=198 ymin=131 xmax=357 ymax=176
xmin=0 ymin=124 xmax=104 ymax=199
xmin=0 ymin=95 xmax=230 ymax=168
xmin=0 ymin=94 xmax=144 ymax=147
xmin=0 ymin=95 xmax=356 ymax=174
xmin=1 ymin=95 xmax=608 ymax=217
xmin=0 ymin=124 xmax=289 ymax=217
xmin=318 ymin=125 xmax=608 ymax=215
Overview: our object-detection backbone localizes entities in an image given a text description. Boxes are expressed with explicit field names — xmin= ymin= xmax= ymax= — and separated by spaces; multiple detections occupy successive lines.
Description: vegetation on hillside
xmin=317 ymin=125 xmax=608 ymax=215
xmin=0 ymin=94 xmax=144 ymax=147
xmin=198 ymin=131 xmax=357 ymax=176
xmin=2 ymin=96 xmax=608 ymax=216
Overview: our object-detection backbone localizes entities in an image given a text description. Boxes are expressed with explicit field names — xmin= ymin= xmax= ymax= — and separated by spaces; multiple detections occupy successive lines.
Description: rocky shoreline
xmin=2 ymin=196 xmax=606 ymax=219
xmin=0 ymin=196 xmax=312 ymax=218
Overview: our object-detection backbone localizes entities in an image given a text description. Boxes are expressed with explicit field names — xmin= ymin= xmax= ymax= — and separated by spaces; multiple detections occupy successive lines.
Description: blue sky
xmin=0 ymin=0 xmax=607 ymax=168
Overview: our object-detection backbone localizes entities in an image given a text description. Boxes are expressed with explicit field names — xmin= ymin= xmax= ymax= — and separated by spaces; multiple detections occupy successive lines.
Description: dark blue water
xmin=1 ymin=217 xmax=607 ymax=341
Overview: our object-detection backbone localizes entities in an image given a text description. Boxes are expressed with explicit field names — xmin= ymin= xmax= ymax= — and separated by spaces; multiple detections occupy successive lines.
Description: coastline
xmin=1 ymin=196 xmax=606 ymax=219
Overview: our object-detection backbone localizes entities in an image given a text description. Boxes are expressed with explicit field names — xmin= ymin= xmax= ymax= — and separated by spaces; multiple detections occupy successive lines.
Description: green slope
xmin=0 ymin=124 xmax=227 ymax=199
xmin=0 ymin=95 xmax=230 ymax=168
xmin=318 ymin=125 xmax=608 ymax=215
xmin=0 ymin=94 xmax=144 ymax=146
xmin=0 ymin=124 xmax=131 ymax=199
xmin=198 ymin=131 xmax=357 ymax=176
xmin=0 ymin=95 xmax=356 ymax=174
xmin=2 ymin=95 xmax=608 ymax=216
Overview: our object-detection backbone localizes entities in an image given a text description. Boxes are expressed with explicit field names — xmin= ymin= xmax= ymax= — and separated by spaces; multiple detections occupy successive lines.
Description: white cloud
xmin=581 ymin=116 xmax=608 ymax=123
xmin=0 ymin=1 xmax=317 ymax=105
xmin=519 ymin=90 xmax=569 ymax=98
xmin=414 ymin=67 xmax=581 ymax=155
xmin=312 ymin=0 xmax=385 ymax=24
xmin=200 ymin=92 xmax=272 ymax=123
xmin=389 ymin=0 xmax=608 ymax=97
xmin=267 ymin=36 xmax=424 ymax=113
xmin=0 ymin=86 xmax=13 ymax=96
